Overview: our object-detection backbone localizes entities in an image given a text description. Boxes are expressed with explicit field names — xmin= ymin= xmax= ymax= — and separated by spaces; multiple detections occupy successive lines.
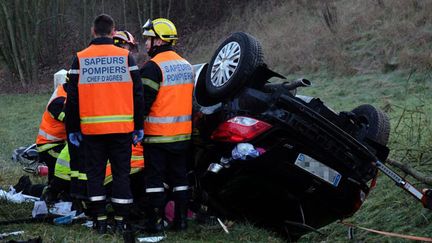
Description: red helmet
xmin=113 ymin=30 xmax=137 ymax=47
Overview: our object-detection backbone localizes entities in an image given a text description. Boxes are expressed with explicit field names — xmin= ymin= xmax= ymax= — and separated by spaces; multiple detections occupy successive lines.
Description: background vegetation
xmin=1 ymin=0 xmax=432 ymax=242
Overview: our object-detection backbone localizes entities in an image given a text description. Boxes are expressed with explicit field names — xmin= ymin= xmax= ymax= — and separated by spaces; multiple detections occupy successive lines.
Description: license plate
xmin=294 ymin=153 xmax=342 ymax=187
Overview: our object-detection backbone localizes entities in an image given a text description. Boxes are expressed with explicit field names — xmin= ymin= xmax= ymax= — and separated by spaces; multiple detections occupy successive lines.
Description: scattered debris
xmin=32 ymin=201 xmax=48 ymax=218
xmin=136 ymin=235 xmax=166 ymax=242
xmin=217 ymin=218 xmax=229 ymax=234
xmin=49 ymin=202 xmax=73 ymax=216
xmin=0 ymin=230 xmax=24 ymax=239
xmin=0 ymin=186 xmax=39 ymax=203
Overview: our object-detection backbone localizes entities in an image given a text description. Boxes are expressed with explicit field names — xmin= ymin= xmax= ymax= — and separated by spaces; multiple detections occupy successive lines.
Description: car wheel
xmin=205 ymin=32 xmax=264 ymax=99
xmin=351 ymin=104 xmax=390 ymax=145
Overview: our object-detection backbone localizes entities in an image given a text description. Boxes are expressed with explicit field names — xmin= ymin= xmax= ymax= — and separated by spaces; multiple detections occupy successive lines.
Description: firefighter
xmin=65 ymin=14 xmax=144 ymax=234
xmin=35 ymin=81 xmax=68 ymax=183
xmin=140 ymin=18 xmax=194 ymax=232
xmin=113 ymin=30 xmax=138 ymax=52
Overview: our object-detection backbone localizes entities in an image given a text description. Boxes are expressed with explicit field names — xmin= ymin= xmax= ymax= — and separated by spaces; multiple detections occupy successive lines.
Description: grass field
xmin=1 ymin=69 xmax=431 ymax=242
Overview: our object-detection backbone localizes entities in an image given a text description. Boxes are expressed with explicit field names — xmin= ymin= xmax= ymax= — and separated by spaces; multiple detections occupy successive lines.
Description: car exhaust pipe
xmin=283 ymin=78 xmax=311 ymax=91
xmin=262 ymin=78 xmax=311 ymax=94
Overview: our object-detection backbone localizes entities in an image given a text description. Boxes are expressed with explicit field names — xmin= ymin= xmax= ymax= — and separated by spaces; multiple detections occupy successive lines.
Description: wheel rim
xmin=210 ymin=41 xmax=241 ymax=87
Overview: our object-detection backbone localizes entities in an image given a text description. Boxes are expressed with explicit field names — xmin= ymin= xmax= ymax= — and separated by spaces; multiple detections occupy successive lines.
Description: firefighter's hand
xmin=422 ymin=188 xmax=432 ymax=210
xmin=68 ymin=132 xmax=82 ymax=147
xmin=132 ymin=129 xmax=144 ymax=145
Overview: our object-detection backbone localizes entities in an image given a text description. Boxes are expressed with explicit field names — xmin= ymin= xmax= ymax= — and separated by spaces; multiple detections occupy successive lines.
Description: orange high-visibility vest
xmin=36 ymin=84 xmax=67 ymax=145
xmin=77 ymin=44 xmax=134 ymax=135
xmin=104 ymin=144 xmax=144 ymax=184
xmin=144 ymin=51 xmax=194 ymax=139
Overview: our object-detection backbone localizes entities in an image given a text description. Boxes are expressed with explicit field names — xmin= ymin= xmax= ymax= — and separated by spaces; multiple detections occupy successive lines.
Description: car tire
xmin=205 ymin=32 xmax=264 ymax=99
xmin=351 ymin=104 xmax=390 ymax=145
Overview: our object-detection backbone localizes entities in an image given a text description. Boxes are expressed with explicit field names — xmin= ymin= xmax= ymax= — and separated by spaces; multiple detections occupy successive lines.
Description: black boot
xmin=114 ymin=218 xmax=135 ymax=243
xmin=14 ymin=175 xmax=32 ymax=194
xmin=41 ymin=185 xmax=59 ymax=205
xmin=113 ymin=216 xmax=127 ymax=234
xmin=172 ymin=203 xmax=188 ymax=231
xmin=146 ymin=207 xmax=165 ymax=233
xmin=94 ymin=216 xmax=108 ymax=234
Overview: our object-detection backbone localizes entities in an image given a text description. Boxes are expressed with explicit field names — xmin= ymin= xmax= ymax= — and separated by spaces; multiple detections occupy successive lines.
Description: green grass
xmin=1 ymin=69 xmax=432 ymax=242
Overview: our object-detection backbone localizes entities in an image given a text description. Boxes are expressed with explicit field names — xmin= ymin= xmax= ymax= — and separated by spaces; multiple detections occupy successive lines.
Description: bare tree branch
xmin=386 ymin=158 xmax=432 ymax=185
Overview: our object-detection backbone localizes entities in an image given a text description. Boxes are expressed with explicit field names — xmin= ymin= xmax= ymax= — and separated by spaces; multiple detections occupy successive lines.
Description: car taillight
xmin=211 ymin=116 xmax=272 ymax=143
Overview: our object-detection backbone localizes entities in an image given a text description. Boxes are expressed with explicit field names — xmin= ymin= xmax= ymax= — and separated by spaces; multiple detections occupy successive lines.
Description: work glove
xmin=132 ymin=129 xmax=144 ymax=145
xmin=68 ymin=132 xmax=82 ymax=147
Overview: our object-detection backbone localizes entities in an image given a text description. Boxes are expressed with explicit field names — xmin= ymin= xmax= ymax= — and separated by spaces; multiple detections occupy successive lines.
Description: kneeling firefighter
xmin=35 ymin=81 xmax=68 ymax=182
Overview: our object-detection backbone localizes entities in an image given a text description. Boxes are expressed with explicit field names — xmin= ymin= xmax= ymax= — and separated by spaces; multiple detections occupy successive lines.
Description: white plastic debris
xmin=137 ymin=235 xmax=166 ymax=242
xmin=0 ymin=186 xmax=39 ymax=203
xmin=82 ymin=220 xmax=94 ymax=228
xmin=49 ymin=201 xmax=74 ymax=216
xmin=231 ymin=143 xmax=260 ymax=160
xmin=0 ymin=230 xmax=24 ymax=238
xmin=217 ymin=218 xmax=230 ymax=234
xmin=32 ymin=201 xmax=48 ymax=218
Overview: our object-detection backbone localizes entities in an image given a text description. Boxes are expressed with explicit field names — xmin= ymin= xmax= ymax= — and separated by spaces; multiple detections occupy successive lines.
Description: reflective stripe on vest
xmin=144 ymin=134 xmax=191 ymax=143
xmin=81 ymin=115 xmax=133 ymax=124
xmin=145 ymin=115 xmax=191 ymax=124
xmin=38 ymin=129 xmax=64 ymax=141
xmin=144 ymin=51 xmax=194 ymax=139
xmin=36 ymin=84 xmax=67 ymax=145
xmin=77 ymin=45 xmax=134 ymax=135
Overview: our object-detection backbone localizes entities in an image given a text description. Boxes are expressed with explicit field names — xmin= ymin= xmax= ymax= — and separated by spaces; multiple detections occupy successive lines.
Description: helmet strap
xmin=147 ymin=37 xmax=157 ymax=57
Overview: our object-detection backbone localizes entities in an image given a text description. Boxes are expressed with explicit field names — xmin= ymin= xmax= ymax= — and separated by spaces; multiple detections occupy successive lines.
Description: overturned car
xmin=189 ymin=32 xmax=391 ymax=240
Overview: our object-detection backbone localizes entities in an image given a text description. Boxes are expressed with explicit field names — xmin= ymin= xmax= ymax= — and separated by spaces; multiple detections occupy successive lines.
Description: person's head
xmin=92 ymin=14 xmax=115 ymax=38
xmin=142 ymin=18 xmax=178 ymax=55
xmin=113 ymin=30 xmax=138 ymax=52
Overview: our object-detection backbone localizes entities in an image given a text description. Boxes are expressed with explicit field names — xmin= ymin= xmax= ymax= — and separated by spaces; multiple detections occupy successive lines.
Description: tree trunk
xmin=136 ymin=0 xmax=142 ymax=27
xmin=1 ymin=1 xmax=26 ymax=87
xmin=82 ymin=0 xmax=88 ymax=47
xmin=386 ymin=158 xmax=432 ymax=185
xmin=150 ymin=0 xmax=154 ymax=19
xmin=122 ymin=0 xmax=127 ymax=29
xmin=167 ymin=0 xmax=172 ymax=19
xmin=159 ymin=0 xmax=163 ymax=17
